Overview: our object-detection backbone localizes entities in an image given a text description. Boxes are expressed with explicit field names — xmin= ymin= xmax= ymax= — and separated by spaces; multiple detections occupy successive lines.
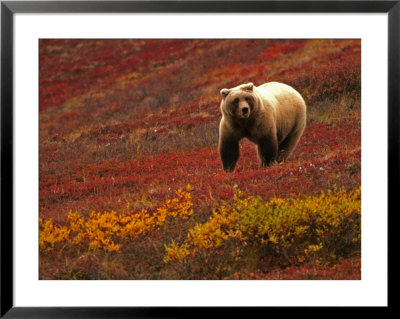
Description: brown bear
xmin=218 ymin=82 xmax=307 ymax=172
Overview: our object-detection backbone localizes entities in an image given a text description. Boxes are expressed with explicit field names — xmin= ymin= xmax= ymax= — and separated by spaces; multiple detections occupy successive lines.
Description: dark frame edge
xmin=1 ymin=1 xmax=13 ymax=318
xmin=2 ymin=1 xmax=399 ymax=13
xmin=388 ymin=0 xmax=399 ymax=310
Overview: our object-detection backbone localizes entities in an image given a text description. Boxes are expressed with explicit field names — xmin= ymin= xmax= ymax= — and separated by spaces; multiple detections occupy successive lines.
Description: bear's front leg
xmin=219 ymin=137 xmax=240 ymax=172
xmin=257 ymin=136 xmax=278 ymax=167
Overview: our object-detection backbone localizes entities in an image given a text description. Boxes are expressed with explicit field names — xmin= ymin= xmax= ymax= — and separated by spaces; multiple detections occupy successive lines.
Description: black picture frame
xmin=1 ymin=1 xmax=396 ymax=317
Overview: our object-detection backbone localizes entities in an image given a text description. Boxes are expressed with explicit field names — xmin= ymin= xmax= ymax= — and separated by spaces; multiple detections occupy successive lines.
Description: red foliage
xmin=39 ymin=39 xmax=361 ymax=279
xmin=257 ymin=257 xmax=361 ymax=280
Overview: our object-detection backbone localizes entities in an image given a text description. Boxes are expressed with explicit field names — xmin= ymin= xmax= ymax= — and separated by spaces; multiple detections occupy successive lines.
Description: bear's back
xmin=257 ymin=82 xmax=303 ymax=102
xmin=257 ymin=82 xmax=306 ymax=112
xmin=256 ymin=82 xmax=307 ymax=141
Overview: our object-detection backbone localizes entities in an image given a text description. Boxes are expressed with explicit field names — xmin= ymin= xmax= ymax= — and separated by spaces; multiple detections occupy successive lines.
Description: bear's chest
xmin=232 ymin=121 xmax=256 ymax=141
xmin=242 ymin=128 xmax=253 ymax=138
xmin=233 ymin=120 xmax=251 ymax=132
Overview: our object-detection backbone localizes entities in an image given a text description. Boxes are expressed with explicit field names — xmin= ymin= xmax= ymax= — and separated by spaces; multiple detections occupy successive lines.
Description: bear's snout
xmin=241 ymin=106 xmax=249 ymax=117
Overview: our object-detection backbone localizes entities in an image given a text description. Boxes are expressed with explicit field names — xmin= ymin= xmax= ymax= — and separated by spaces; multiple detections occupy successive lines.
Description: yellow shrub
xmin=39 ymin=218 xmax=70 ymax=250
xmin=188 ymin=205 xmax=239 ymax=249
xmin=164 ymin=240 xmax=190 ymax=263
xmin=162 ymin=184 xmax=194 ymax=219
xmin=164 ymin=186 xmax=361 ymax=266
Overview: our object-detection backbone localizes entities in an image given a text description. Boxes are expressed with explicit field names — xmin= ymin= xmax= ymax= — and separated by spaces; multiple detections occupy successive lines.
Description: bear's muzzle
xmin=241 ymin=106 xmax=249 ymax=118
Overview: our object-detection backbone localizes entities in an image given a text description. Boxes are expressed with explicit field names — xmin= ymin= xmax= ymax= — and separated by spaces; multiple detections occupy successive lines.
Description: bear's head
xmin=220 ymin=82 xmax=257 ymax=119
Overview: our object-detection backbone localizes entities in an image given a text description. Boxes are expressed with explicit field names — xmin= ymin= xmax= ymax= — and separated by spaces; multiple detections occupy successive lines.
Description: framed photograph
xmin=1 ymin=0 xmax=395 ymax=317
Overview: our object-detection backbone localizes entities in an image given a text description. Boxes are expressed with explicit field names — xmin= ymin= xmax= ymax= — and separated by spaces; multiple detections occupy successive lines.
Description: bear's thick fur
xmin=218 ymin=82 xmax=307 ymax=172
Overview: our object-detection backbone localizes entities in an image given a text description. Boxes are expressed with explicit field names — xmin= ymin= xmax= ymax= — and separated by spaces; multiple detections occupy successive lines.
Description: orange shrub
xmin=39 ymin=185 xmax=194 ymax=253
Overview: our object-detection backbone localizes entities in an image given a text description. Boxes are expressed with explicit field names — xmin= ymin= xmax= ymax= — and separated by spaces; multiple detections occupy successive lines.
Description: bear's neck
xmin=231 ymin=117 xmax=254 ymax=129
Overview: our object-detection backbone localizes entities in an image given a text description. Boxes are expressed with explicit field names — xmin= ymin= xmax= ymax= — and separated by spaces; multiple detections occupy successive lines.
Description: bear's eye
xmin=233 ymin=98 xmax=239 ymax=104
xmin=245 ymin=97 xmax=253 ymax=106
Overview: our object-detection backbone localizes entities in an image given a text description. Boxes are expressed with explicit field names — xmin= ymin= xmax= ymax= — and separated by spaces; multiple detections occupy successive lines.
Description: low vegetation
xmin=39 ymin=39 xmax=361 ymax=279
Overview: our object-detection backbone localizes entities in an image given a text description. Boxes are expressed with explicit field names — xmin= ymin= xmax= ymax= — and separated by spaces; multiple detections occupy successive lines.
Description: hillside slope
xmin=39 ymin=39 xmax=361 ymax=279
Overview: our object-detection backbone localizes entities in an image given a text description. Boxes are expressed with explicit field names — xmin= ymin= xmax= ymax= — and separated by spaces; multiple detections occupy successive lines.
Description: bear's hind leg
xmin=219 ymin=138 xmax=240 ymax=172
xmin=277 ymin=128 xmax=304 ymax=163
xmin=257 ymin=136 xmax=278 ymax=167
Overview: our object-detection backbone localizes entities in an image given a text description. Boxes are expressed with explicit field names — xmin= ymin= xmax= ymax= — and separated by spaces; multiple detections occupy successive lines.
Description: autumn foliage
xmin=39 ymin=39 xmax=361 ymax=279
xmin=163 ymin=186 xmax=360 ymax=279
xmin=40 ymin=185 xmax=194 ymax=254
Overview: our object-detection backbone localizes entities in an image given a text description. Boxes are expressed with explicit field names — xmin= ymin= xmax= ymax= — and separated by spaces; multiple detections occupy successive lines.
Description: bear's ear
xmin=242 ymin=82 xmax=254 ymax=91
xmin=220 ymin=88 xmax=230 ymax=98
